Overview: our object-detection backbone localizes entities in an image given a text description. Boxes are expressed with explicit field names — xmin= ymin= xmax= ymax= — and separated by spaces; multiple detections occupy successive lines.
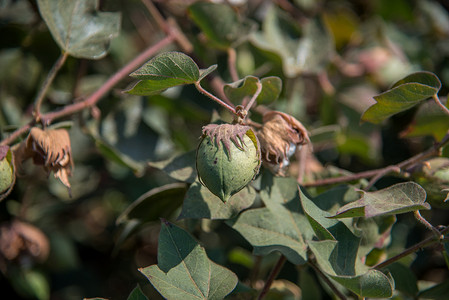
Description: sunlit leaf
xmin=36 ymin=0 xmax=121 ymax=59
xmin=223 ymin=76 xmax=282 ymax=105
xmin=127 ymin=52 xmax=200 ymax=96
xmin=140 ymin=220 xmax=238 ymax=300
xmin=178 ymin=181 xmax=256 ymax=220
xmin=361 ymin=71 xmax=441 ymax=124
xmin=330 ymin=182 xmax=430 ymax=218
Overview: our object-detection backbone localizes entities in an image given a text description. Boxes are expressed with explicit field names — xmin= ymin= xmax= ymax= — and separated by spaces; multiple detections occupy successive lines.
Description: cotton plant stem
xmin=257 ymin=255 xmax=287 ymax=300
xmin=245 ymin=81 xmax=262 ymax=112
xmin=194 ymin=81 xmax=237 ymax=115
xmin=227 ymin=47 xmax=239 ymax=82
xmin=304 ymin=131 xmax=449 ymax=187
xmin=414 ymin=210 xmax=441 ymax=238
xmin=1 ymin=34 xmax=175 ymax=146
xmin=308 ymin=260 xmax=347 ymax=300
xmin=433 ymin=94 xmax=449 ymax=116
xmin=33 ymin=51 xmax=69 ymax=120
xmin=373 ymin=226 xmax=449 ymax=270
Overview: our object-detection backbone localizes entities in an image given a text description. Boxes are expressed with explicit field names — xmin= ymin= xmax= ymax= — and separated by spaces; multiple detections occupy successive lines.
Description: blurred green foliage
xmin=1 ymin=0 xmax=449 ymax=299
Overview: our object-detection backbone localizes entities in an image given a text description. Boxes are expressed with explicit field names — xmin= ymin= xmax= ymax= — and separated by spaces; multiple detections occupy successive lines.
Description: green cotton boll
xmin=0 ymin=157 xmax=13 ymax=194
xmin=197 ymin=127 xmax=260 ymax=202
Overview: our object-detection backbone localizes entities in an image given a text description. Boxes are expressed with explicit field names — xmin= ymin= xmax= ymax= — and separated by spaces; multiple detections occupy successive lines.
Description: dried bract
xmin=0 ymin=220 xmax=50 ymax=266
xmin=16 ymin=127 xmax=73 ymax=190
xmin=256 ymin=111 xmax=310 ymax=175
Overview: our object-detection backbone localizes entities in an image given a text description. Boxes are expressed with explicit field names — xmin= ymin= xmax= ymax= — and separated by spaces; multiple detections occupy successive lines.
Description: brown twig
xmin=304 ymin=131 xmax=449 ymax=187
xmin=245 ymin=81 xmax=262 ymax=112
xmin=33 ymin=51 xmax=69 ymax=120
xmin=1 ymin=34 xmax=176 ymax=146
xmin=308 ymin=260 xmax=347 ymax=300
xmin=227 ymin=47 xmax=239 ymax=82
xmin=257 ymin=255 xmax=287 ymax=300
xmin=373 ymin=226 xmax=449 ymax=270
xmin=194 ymin=81 xmax=236 ymax=115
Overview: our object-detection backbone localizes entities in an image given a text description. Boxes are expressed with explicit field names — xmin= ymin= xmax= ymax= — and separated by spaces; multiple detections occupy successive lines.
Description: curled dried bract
xmin=15 ymin=127 xmax=73 ymax=191
xmin=256 ymin=111 xmax=310 ymax=175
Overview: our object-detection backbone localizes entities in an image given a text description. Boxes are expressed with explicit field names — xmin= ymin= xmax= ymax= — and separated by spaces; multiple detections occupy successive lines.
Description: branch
xmin=1 ymin=34 xmax=176 ymax=146
xmin=308 ymin=260 xmax=347 ymax=300
xmin=373 ymin=226 xmax=449 ymax=270
xmin=304 ymin=131 xmax=449 ymax=187
xmin=257 ymin=255 xmax=286 ymax=300
xmin=33 ymin=51 xmax=69 ymax=120
xmin=195 ymin=81 xmax=236 ymax=116
xmin=227 ymin=47 xmax=239 ymax=82
xmin=245 ymin=80 xmax=262 ymax=112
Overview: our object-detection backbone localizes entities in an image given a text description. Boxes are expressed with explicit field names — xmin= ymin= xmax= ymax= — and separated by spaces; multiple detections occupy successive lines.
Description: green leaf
xmin=223 ymin=76 xmax=282 ymax=105
xmin=387 ymin=263 xmax=418 ymax=296
xmin=229 ymin=176 xmax=314 ymax=265
xmin=178 ymin=181 xmax=256 ymax=220
xmin=361 ymin=71 xmax=441 ymax=124
xmin=300 ymin=188 xmax=394 ymax=297
xmin=116 ymin=183 xmax=188 ymax=225
xmin=403 ymin=101 xmax=449 ymax=141
xmin=127 ymin=285 xmax=148 ymax=300
xmin=127 ymin=52 xmax=200 ymax=96
xmin=198 ymin=65 xmax=218 ymax=81
xmin=140 ymin=220 xmax=238 ymax=300
xmin=418 ymin=279 xmax=449 ymax=300
xmin=330 ymin=182 xmax=430 ymax=218
xmin=0 ymin=145 xmax=15 ymax=200
xmin=188 ymin=2 xmax=252 ymax=49
xmin=250 ymin=6 xmax=333 ymax=77
xmin=94 ymin=138 xmax=145 ymax=176
xmin=36 ymin=0 xmax=120 ymax=59
xmin=147 ymin=151 xmax=197 ymax=184
xmin=308 ymin=240 xmax=394 ymax=298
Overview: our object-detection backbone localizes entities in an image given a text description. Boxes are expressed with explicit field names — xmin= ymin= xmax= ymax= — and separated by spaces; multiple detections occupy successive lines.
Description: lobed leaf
xmin=361 ymin=71 xmax=441 ymax=124
xmin=229 ymin=176 xmax=314 ymax=265
xmin=140 ymin=220 xmax=238 ymax=300
xmin=127 ymin=52 xmax=200 ymax=96
xmin=37 ymin=0 xmax=120 ymax=59
xmin=330 ymin=182 xmax=430 ymax=218
xmin=178 ymin=181 xmax=256 ymax=220
xmin=223 ymin=76 xmax=282 ymax=105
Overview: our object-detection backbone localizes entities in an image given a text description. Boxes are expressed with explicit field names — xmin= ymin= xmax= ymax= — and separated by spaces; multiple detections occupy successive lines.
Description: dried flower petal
xmin=256 ymin=111 xmax=310 ymax=175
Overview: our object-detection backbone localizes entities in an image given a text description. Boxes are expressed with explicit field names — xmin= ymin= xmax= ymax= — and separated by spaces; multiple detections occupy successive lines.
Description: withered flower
xmin=16 ymin=127 xmax=73 ymax=191
xmin=256 ymin=111 xmax=310 ymax=176
xmin=0 ymin=220 xmax=50 ymax=268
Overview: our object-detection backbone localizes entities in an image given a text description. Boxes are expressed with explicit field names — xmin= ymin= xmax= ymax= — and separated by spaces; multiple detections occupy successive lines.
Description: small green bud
xmin=196 ymin=123 xmax=260 ymax=202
